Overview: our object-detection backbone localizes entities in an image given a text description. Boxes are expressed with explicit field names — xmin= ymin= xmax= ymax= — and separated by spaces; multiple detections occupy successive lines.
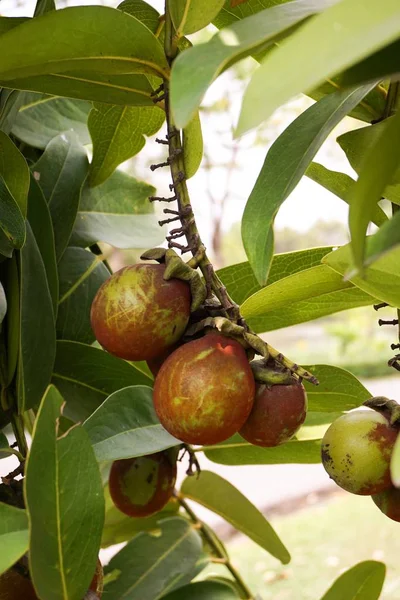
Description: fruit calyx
xmin=363 ymin=396 xmax=400 ymax=427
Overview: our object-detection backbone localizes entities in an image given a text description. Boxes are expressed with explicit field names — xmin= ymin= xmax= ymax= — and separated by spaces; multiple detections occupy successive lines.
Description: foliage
xmin=0 ymin=0 xmax=399 ymax=599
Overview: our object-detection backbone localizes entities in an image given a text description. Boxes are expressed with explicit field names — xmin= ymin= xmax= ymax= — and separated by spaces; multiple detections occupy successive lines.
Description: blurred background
xmin=1 ymin=0 xmax=399 ymax=598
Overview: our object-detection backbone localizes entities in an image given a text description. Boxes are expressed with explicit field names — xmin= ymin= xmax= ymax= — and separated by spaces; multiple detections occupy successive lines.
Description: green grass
xmin=206 ymin=492 xmax=400 ymax=599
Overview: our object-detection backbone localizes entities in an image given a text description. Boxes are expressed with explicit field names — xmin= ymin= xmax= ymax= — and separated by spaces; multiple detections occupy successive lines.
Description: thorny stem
xmin=175 ymin=492 xmax=254 ymax=600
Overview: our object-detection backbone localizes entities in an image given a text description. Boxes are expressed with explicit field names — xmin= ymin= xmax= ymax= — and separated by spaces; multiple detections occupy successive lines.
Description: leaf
xmin=237 ymin=0 xmax=400 ymax=134
xmin=323 ymin=242 xmax=400 ymax=307
xmin=0 ymin=503 xmax=29 ymax=576
xmin=302 ymin=365 xmax=371 ymax=412
xmin=241 ymin=85 xmax=374 ymax=285
xmin=182 ymin=112 xmax=203 ymax=179
xmin=306 ymin=162 xmax=388 ymax=228
xmin=0 ymin=177 xmax=25 ymax=257
xmin=2 ymin=72 xmax=157 ymax=107
xmin=181 ymin=471 xmax=290 ymax=564
xmin=338 ymin=119 xmax=400 ymax=205
xmin=348 ymin=111 xmax=400 ymax=269
xmin=0 ymin=7 xmax=168 ymax=82
xmin=203 ymin=434 xmax=321 ymax=465
xmin=117 ymin=0 xmax=160 ymax=30
xmin=0 ymin=89 xmax=25 ymax=135
xmin=4 ymin=254 xmax=19 ymax=386
xmin=25 ymin=385 xmax=104 ymax=600
xmin=170 ymin=0 xmax=225 ymax=35
xmin=57 ymin=247 xmax=109 ymax=344
xmin=88 ymin=103 xmax=164 ymax=187
xmin=0 ymin=17 xmax=29 ymax=35
xmin=17 ymin=224 xmax=56 ymax=412
xmin=161 ymin=581 xmax=240 ymax=600
xmin=83 ymin=385 xmax=180 ymax=462
xmin=0 ymin=282 xmax=6 ymax=324
xmin=359 ymin=210 xmax=400 ymax=269
xmin=71 ymin=170 xmax=163 ymax=249
xmin=33 ymin=131 xmax=89 ymax=261
xmin=27 ymin=175 xmax=58 ymax=314
xmin=0 ymin=131 xmax=29 ymax=217
xmin=34 ymin=0 xmax=55 ymax=17
xmin=12 ymin=93 xmax=91 ymax=149
xmin=171 ymin=0 xmax=335 ymax=128
xmin=104 ymin=517 xmax=202 ymax=600
xmin=217 ymin=246 xmax=333 ymax=305
xmin=341 ymin=39 xmax=400 ymax=92
xmin=52 ymin=340 xmax=153 ymax=422
xmin=320 ymin=561 xmax=385 ymax=600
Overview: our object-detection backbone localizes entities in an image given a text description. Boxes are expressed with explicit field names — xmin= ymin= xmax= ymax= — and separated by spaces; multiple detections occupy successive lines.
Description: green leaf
xmin=237 ymin=0 xmax=400 ymax=134
xmin=338 ymin=119 xmax=400 ymax=205
xmin=118 ymin=0 xmax=160 ymax=30
xmin=241 ymin=85 xmax=374 ymax=285
xmin=348 ymin=111 xmax=400 ymax=269
xmin=171 ymin=0 xmax=334 ymax=128
xmin=17 ymin=224 xmax=56 ymax=412
xmin=52 ymin=340 xmax=153 ymax=422
xmin=12 ymin=93 xmax=91 ymax=149
xmin=359 ymin=210 xmax=400 ymax=269
xmin=0 ymin=178 xmax=26 ymax=257
xmin=0 ymin=282 xmax=6 ymax=324
xmin=320 ymin=561 xmax=385 ymax=600
xmin=340 ymin=38 xmax=400 ymax=91
xmin=0 ymin=7 xmax=168 ymax=82
xmin=27 ymin=174 xmax=58 ymax=314
xmin=33 ymin=131 xmax=89 ymax=261
xmin=203 ymin=434 xmax=321 ymax=465
xmin=170 ymin=0 xmax=225 ymax=35
xmin=2 ymin=73 xmax=157 ymax=107
xmin=0 ymin=17 xmax=29 ymax=35
xmin=161 ymin=581 xmax=240 ymax=600
xmin=88 ymin=103 xmax=164 ymax=187
xmin=0 ymin=503 xmax=29 ymax=576
xmin=25 ymin=385 xmax=104 ymax=600
xmin=71 ymin=170 xmax=163 ymax=249
xmin=57 ymin=247 xmax=109 ymax=344
xmin=217 ymin=246 xmax=332 ymax=305
xmin=0 ymin=131 xmax=29 ymax=217
xmin=182 ymin=112 xmax=203 ymax=180
xmin=390 ymin=432 xmax=400 ymax=488
xmin=302 ymin=365 xmax=371 ymax=412
xmin=0 ymin=89 xmax=25 ymax=135
xmin=4 ymin=254 xmax=19 ymax=386
xmin=181 ymin=471 xmax=290 ymax=564
xmin=323 ymin=241 xmax=400 ymax=307
xmin=306 ymin=163 xmax=388 ymax=228
xmin=34 ymin=0 xmax=55 ymax=17
xmin=83 ymin=385 xmax=179 ymax=462
xmin=104 ymin=517 xmax=202 ymax=599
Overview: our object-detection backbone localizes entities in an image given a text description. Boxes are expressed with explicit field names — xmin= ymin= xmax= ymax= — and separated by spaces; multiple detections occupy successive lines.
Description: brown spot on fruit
xmin=239 ymin=382 xmax=307 ymax=447
xmin=153 ymin=333 xmax=255 ymax=445
xmin=108 ymin=451 xmax=177 ymax=518
xmin=90 ymin=264 xmax=190 ymax=361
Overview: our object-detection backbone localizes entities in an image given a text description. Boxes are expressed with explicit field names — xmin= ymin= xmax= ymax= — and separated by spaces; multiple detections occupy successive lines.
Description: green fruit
xmin=109 ymin=451 xmax=177 ymax=518
xmin=372 ymin=486 xmax=400 ymax=522
xmin=240 ymin=382 xmax=307 ymax=447
xmin=90 ymin=263 xmax=191 ymax=361
xmin=321 ymin=409 xmax=398 ymax=495
xmin=153 ymin=333 xmax=255 ymax=445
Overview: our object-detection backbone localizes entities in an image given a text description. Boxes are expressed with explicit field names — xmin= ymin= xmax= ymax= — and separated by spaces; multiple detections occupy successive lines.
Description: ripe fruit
xmin=153 ymin=333 xmax=255 ymax=445
xmin=321 ymin=409 xmax=398 ymax=495
xmin=372 ymin=487 xmax=400 ymax=522
xmin=0 ymin=569 xmax=38 ymax=600
xmin=109 ymin=451 xmax=177 ymax=517
xmin=240 ymin=382 xmax=307 ymax=447
xmin=90 ymin=263 xmax=190 ymax=361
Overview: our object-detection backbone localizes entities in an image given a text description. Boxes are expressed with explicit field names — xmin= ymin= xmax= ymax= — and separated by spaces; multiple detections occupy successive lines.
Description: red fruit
xmin=321 ymin=409 xmax=398 ymax=495
xmin=90 ymin=263 xmax=190 ymax=361
xmin=240 ymin=382 xmax=307 ymax=447
xmin=372 ymin=486 xmax=400 ymax=522
xmin=153 ymin=333 xmax=255 ymax=445
xmin=0 ymin=569 xmax=38 ymax=600
xmin=109 ymin=451 xmax=177 ymax=518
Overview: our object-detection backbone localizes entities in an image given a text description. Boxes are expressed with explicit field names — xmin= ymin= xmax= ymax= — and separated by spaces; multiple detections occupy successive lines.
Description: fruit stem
xmin=11 ymin=412 xmax=28 ymax=462
xmin=175 ymin=492 xmax=255 ymax=600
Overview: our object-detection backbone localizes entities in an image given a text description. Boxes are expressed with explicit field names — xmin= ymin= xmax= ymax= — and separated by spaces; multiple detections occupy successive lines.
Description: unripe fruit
xmin=0 ymin=569 xmax=38 ymax=600
xmin=153 ymin=333 xmax=255 ymax=445
xmin=321 ymin=409 xmax=398 ymax=495
xmin=109 ymin=451 xmax=177 ymax=518
xmin=90 ymin=264 xmax=190 ymax=361
xmin=240 ymin=382 xmax=307 ymax=447
xmin=372 ymin=487 xmax=400 ymax=522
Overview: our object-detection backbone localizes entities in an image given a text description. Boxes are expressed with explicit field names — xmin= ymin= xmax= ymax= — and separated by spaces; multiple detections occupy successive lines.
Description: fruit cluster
xmin=321 ymin=405 xmax=400 ymax=522
xmin=90 ymin=262 xmax=308 ymax=518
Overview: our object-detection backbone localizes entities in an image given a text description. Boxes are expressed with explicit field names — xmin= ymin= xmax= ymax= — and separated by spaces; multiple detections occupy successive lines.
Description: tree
xmin=0 ymin=0 xmax=399 ymax=598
